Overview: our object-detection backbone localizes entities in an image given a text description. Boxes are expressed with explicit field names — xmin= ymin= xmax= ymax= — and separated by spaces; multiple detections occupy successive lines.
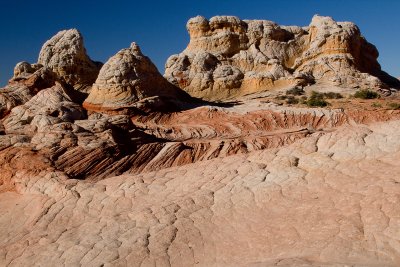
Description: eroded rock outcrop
xmin=11 ymin=62 xmax=42 ymax=80
xmin=1 ymin=29 xmax=101 ymax=119
xmin=165 ymin=15 xmax=399 ymax=100
xmin=83 ymin=42 xmax=188 ymax=113
xmin=38 ymin=29 xmax=102 ymax=91
xmin=1 ymin=17 xmax=400 ymax=266
xmin=1 ymin=65 xmax=57 ymax=119
xmin=2 ymin=83 xmax=86 ymax=135
xmin=3 ymin=91 xmax=400 ymax=182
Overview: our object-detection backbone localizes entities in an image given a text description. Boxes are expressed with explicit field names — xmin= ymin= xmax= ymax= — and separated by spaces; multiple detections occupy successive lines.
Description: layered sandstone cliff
xmin=165 ymin=15 xmax=399 ymax=100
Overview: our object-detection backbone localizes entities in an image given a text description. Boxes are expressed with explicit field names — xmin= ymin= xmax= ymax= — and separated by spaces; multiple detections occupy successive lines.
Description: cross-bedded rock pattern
xmin=1 ymin=121 xmax=400 ymax=266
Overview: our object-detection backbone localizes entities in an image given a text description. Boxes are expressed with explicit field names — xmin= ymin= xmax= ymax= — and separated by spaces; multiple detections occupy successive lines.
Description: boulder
xmin=11 ymin=62 xmax=42 ymax=80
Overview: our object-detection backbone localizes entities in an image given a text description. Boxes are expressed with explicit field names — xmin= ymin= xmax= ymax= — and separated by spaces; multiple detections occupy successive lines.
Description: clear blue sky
xmin=0 ymin=0 xmax=399 ymax=86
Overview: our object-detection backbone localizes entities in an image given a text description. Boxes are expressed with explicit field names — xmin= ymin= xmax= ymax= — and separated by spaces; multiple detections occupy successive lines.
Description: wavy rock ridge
xmin=165 ymin=15 xmax=399 ymax=100
xmin=1 ymin=120 xmax=400 ymax=266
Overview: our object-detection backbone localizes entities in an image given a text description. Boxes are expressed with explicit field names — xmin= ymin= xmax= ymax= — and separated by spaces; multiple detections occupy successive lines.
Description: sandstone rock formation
xmin=165 ymin=15 xmax=400 ymax=100
xmin=1 ymin=16 xmax=400 ymax=267
xmin=1 ymin=120 xmax=400 ymax=266
xmin=1 ymin=29 xmax=100 ymax=119
xmin=1 ymin=66 xmax=57 ymax=119
xmin=83 ymin=42 xmax=188 ymax=113
xmin=2 ymin=83 xmax=86 ymax=135
xmin=37 ymin=29 xmax=102 ymax=91
xmin=11 ymin=61 xmax=42 ymax=80
xmin=2 ymin=87 xmax=400 ymax=181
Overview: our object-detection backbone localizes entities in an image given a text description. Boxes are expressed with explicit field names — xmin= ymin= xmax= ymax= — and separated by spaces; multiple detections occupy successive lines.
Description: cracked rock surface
xmin=1 ymin=120 xmax=400 ymax=266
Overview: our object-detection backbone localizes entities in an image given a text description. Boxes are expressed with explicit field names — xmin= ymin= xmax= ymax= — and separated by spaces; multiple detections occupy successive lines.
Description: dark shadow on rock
xmin=82 ymin=91 xmax=242 ymax=116
xmin=375 ymin=71 xmax=400 ymax=90
xmin=62 ymin=83 xmax=90 ymax=104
